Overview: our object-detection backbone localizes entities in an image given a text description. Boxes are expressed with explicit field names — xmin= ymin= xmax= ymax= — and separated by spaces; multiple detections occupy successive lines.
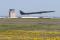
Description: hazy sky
xmin=0 ymin=0 xmax=60 ymax=17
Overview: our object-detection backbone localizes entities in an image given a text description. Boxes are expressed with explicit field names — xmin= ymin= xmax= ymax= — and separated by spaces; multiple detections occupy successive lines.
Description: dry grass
xmin=0 ymin=30 xmax=60 ymax=40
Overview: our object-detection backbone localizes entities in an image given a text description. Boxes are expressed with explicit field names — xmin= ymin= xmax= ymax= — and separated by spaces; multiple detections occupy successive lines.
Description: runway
xmin=0 ymin=20 xmax=60 ymax=24
xmin=0 ymin=18 xmax=60 ymax=24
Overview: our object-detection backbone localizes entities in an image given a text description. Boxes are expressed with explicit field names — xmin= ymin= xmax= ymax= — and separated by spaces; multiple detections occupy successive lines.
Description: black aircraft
xmin=20 ymin=10 xmax=55 ymax=15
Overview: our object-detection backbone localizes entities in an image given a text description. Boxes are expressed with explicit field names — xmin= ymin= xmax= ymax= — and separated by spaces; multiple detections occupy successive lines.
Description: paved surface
xmin=0 ymin=19 xmax=60 ymax=24
xmin=0 ymin=21 xmax=60 ymax=24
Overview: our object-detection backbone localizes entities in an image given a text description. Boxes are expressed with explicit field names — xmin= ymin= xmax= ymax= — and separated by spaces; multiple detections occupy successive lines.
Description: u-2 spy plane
xmin=20 ymin=10 xmax=55 ymax=15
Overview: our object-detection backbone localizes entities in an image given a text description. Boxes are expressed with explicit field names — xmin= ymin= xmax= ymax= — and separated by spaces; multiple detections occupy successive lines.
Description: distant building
xmin=9 ymin=9 xmax=17 ymax=18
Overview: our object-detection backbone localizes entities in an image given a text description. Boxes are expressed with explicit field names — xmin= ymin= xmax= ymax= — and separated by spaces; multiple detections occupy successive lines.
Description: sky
xmin=0 ymin=0 xmax=60 ymax=17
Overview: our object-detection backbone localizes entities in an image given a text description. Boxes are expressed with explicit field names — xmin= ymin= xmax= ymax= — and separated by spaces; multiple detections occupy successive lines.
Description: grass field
xmin=0 ymin=18 xmax=60 ymax=40
xmin=0 ymin=24 xmax=60 ymax=30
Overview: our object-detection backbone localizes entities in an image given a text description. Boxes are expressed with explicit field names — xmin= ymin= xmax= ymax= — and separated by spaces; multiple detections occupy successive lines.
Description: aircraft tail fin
xmin=20 ymin=10 xmax=24 ymax=15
